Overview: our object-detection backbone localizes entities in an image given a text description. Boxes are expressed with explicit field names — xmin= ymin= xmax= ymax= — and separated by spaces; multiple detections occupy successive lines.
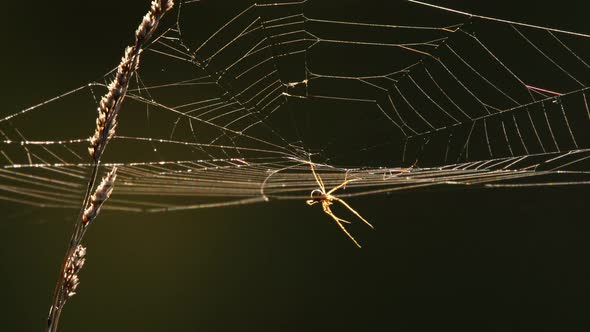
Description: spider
xmin=306 ymin=163 xmax=374 ymax=248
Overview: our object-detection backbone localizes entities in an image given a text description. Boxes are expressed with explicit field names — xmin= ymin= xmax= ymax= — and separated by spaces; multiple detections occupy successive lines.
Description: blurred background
xmin=1 ymin=1 xmax=590 ymax=331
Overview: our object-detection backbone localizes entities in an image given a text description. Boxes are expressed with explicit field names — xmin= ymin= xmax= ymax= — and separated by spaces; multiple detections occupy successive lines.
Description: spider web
xmin=1 ymin=0 xmax=589 ymax=212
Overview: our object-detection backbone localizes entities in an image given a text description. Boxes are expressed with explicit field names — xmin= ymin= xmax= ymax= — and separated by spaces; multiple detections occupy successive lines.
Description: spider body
xmin=306 ymin=163 xmax=373 ymax=248
xmin=308 ymin=189 xmax=326 ymax=203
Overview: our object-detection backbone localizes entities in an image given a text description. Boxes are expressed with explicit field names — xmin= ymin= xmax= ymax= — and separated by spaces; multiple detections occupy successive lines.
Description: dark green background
xmin=1 ymin=1 xmax=590 ymax=331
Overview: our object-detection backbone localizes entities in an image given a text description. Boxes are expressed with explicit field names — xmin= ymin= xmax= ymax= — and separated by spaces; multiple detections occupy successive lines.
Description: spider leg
xmin=333 ymin=197 xmax=374 ymax=229
xmin=327 ymin=179 xmax=350 ymax=195
xmin=322 ymin=204 xmax=350 ymax=223
xmin=323 ymin=204 xmax=361 ymax=248
xmin=309 ymin=162 xmax=326 ymax=193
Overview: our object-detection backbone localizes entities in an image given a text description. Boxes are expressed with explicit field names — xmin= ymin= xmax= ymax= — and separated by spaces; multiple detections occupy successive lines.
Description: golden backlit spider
xmin=306 ymin=163 xmax=374 ymax=248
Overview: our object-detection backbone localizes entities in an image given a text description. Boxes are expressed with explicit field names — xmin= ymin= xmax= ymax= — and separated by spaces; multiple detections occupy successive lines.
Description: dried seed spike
xmin=82 ymin=167 xmax=118 ymax=225
xmin=63 ymin=245 xmax=86 ymax=301
xmin=88 ymin=0 xmax=175 ymax=161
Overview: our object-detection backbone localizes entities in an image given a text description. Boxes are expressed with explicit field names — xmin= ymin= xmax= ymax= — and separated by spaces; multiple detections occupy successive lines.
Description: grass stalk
xmin=46 ymin=1 xmax=174 ymax=331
